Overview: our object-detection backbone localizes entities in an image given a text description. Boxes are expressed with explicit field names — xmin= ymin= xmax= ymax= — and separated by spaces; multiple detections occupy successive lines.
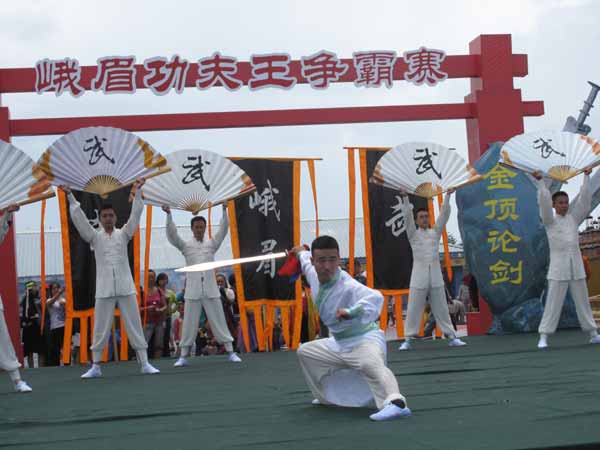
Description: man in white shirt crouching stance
xmin=533 ymin=168 xmax=600 ymax=349
xmin=293 ymin=236 xmax=411 ymax=422
xmin=61 ymin=181 xmax=159 ymax=378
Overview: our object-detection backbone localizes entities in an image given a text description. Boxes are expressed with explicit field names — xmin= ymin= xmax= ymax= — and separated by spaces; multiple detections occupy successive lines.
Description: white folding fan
xmin=500 ymin=130 xmax=600 ymax=182
xmin=141 ymin=149 xmax=256 ymax=214
xmin=36 ymin=126 xmax=170 ymax=197
xmin=370 ymin=142 xmax=481 ymax=198
xmin=0 ymin=140 xmax=55 ymax=210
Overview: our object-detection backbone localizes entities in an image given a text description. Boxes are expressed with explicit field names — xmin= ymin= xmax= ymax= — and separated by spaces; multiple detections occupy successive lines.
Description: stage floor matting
xmin=2 ymin=330 xmax=600 ymax=450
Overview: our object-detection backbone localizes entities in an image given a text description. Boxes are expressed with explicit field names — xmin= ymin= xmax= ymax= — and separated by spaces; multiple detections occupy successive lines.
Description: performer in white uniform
xmin=398 ymin=189 xmax=467 ymax=350
xmin=62 ymin=182 xmax=160 ymax=378
xmin=294 ymin=236 xmax=411 ymax=422
xmin=533 ymin=169 xmax=600 ymax=349
xmin=0 ymin=205 xmax=32 ymax=393
xmin=163 ymin=205 xmax=241 ymax=366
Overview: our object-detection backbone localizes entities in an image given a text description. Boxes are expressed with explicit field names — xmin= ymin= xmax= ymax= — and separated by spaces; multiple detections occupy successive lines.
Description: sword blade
xmin=175 ymin=252 xmax=287 ymax=273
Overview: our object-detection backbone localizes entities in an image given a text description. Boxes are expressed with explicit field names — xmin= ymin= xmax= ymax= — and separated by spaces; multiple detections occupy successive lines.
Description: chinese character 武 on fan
xmin=141 ymin=149 xmax=256 ymax=214
xmin=370 ymin=142 xmax=483 ymax=198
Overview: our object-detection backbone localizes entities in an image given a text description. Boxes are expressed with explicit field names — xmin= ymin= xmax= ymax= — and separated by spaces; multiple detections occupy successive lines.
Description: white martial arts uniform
xmin=296 ymin=251 xmax=405 ymax=410
xmin=68 ymin=190 xmax=148 ymax=364
xmin=401 ymin=196 xmax=456 ymax=339
xmin=166 ymin=211 xmax=234 ymax=356
xmin=536 ymin=175 xmax=598 ymax=336
xmin=0 ymin=212 xmax=23 ymax=382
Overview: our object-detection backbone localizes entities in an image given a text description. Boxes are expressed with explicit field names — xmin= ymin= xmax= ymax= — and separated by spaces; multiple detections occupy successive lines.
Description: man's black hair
xmin=552 ymin=191 xmax=569 ymax=203
xmin=191 ymin=216 xmax=207 ymax=227
xmin=100 ymin=204 xmax=115 ymax=213
xmin=311 ymin=235 xmax=339 ymax=254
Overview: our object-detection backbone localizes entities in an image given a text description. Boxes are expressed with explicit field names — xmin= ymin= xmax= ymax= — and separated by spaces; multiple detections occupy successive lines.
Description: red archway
xmin=0 ymin=34 xmax=543 ymax=356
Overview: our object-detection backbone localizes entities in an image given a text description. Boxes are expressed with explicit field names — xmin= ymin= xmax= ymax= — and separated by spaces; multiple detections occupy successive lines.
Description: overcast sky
xmin=2 ymin=0 xmax=600 ymax=240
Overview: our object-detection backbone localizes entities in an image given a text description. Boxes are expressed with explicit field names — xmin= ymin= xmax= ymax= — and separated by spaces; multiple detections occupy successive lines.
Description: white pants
xmin=539 ymin=279 xmax=598 ymax=335
xmin=180 ymin=298 xmax=234 ymax=357
xmin=405 ymin=286 xmax=456 ymax=339
xmin=91 ymin=295 xmax=148 ymax=363
xmin=0 ymin=305 xmax=21 ymax=381
xmin=297 ymin=338 xmax=405 ymax=410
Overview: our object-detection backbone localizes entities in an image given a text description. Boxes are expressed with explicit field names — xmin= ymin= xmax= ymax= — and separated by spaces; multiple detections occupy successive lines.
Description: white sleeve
xmin=401 ymin=197 xmax=416 ymax=240
xmin=212 ymin=211 xmax=229 ymax=250
xmin=433 ymin=196 xmax=451 ymax=236
xmin=536 ymin=178 xmax=555 ymax=226
xmin=347 ymin=284 xmax=384 ymax=324
xmin=165 ymin=213 xmax=186 ymax=251
xmin=68 ymin=193 xmax=96 ymax=244
xmin=298 ymin=251 xmax=319 ymax=292
xmin=570 ymin=174 xmax=592 ymax=225
xmin=123 ymin=189 xmax=144 ymax=240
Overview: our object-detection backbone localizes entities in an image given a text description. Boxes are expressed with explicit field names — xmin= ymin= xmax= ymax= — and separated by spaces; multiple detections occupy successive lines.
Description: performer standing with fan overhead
xmin=163 ymin=205 xmax=241 ymax=366
xmin=398 ymin=188 xmax=467 ymax=351
xmin=60 ymin=181 xmax=160 ymax=378
xmin=532 ymin=168 xmax=600 ymax=349
xmin=0 ymin=204 xmax=32 ymax=393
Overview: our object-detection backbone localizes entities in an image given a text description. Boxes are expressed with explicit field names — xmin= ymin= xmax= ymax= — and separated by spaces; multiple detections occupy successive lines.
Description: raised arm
xmin=212 ymin=205 xmax=230 ymax=249
xmin=570 ymin=173 xmax=592 ymax=225
xmin=67 ymin=191 xmax=97 ymax=244
xmin=296 ymin=249 xmax=319 ymax=293
xmin=123 ymin=187 xmax=144 ymax=240
xmin=433 ymin=192 xmax=452 ymax=236
xmin=535 ymin=177 xmax=554 ymax=226
xmin=344 ymin=284 xmax=384 ymax=324
xmin=400 ymin=195 xmax=416 ymax=240
xmin=165 ymin=211 xmax=186 ymax=251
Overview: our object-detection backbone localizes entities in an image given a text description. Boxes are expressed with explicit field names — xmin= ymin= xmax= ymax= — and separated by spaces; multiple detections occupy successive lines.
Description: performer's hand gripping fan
xmin=141 ymin=149 xmax=256 ymax=214
xmin=36 ymin=126 xmax=170 ymax=198
xmin=0 ymin=140 xmax=55 ymax=209
xmin=277 ymin=245 xmax=310 ymax=283
xmin=500 ymin=130 xmax=600 ymax=182
xmin=369 ymin=142 xmax=482 ymax=198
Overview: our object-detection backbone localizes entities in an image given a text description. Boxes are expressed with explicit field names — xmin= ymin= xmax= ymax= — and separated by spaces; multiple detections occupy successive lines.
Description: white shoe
xmin=448 ymin=338 xmax=467 ymax=347
xmin=141 ymin=363 xmax=160 ymax=375
xmin=398 ymin=341 xmax=412 ymax=351
xmin=537 ymin=335 xmax=548 ymax=349
xmin=369 ymin=403 xmax=412 ymax=421
xmin=173 ymin=357 xmax=189 ymax=367
xmin=228 ymin=353 xmax=242 ymax=363
xmin=14 ymin=381 xmax=32 ymax=393
xmin=311 ymin=398 xmax=321 ymax=405
xmin=590 ymin=335 xmax=600 ymax=345
xmin=81 ymin=364 xmax=102 ymax=379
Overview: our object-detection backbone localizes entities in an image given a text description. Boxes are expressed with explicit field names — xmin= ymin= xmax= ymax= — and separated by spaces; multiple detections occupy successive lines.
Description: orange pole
xmin=347 ymin=148 xmax=356 ymax=280
xmin=40 ymin=199 xmax=47 ymax=333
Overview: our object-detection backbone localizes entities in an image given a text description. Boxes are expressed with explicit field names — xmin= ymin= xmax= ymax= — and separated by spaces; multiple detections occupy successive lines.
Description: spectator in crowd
xmin=353 ymin=260 xmax=367 ymax=285
xmin=46 ymin=282 xmax=66 ymax=366
xmin=140 ymin=270 xmax=167 ymax=359
xmin=172 ymin=299 xmax=185 ymax=357
xmin=21 ymin=281 xmax=44 ymax=368
xmin=157 ymin=272 xmax=177 ymax=357
xmin=216 ymin=273 xmax=238 ymax=350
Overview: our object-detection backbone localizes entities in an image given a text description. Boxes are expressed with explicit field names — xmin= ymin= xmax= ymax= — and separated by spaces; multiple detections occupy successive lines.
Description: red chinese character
xmin=403 ymin=47 xmax=448 ymax=86
xmin=248 ymin=53 xmax=296 ymax=90
xmin=35 ymin=58 xmax=84 ymax=97
xmin=196 ymin=52 xmax=242 ymax=91
xmin=143 ymin=55 xmax=190 ymax=95
xmin=92 ymin=56 xmax=137 ymax=93
xmin=353 ymin=51 xmax=397 ymax=88
xmin=301 ymin=50 xmax=348 ymax=89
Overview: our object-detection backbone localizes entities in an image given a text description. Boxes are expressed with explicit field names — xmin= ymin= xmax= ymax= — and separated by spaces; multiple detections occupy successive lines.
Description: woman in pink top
xmin=140 ymin=270 xmax=167 ymax=359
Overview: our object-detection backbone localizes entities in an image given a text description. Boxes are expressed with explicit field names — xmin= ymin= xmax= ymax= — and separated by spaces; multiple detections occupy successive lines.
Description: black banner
xmin=233 ymin=160 xmax=296 ymax=301
xmin=66 ymin=188 xmax=136 ymax=311
xmin=365 ymin=150 xmax=427 ymax=290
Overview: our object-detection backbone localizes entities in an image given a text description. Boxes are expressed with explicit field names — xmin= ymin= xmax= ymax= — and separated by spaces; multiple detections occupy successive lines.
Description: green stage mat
xmin=2 ymin=330 xmax=600 ymax=450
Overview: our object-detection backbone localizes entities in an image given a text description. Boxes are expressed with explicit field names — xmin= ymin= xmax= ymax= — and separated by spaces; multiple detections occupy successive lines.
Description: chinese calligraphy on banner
xmin=456 ymin=143 xmax=579 ymax=333
xmin=231 ymin=159 xmax=297 ymax=301
xmin=34 ymin=47 xmax=447 ymax=96
xmin=363 ymin=150 xmax=427 ymax=290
